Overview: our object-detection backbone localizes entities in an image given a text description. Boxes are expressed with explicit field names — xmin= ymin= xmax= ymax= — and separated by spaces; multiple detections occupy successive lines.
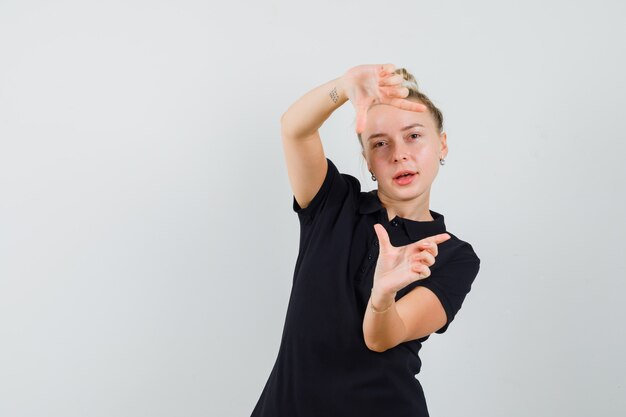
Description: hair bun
xmin=389 ymin=67 xmax=444 ymax=133
xmin=394 ymin=68 xmax=419 ymax=92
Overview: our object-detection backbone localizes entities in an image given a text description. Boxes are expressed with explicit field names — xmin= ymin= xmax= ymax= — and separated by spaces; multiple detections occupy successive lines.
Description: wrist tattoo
xmin=329 ymin=87 xmax=338 ymax=103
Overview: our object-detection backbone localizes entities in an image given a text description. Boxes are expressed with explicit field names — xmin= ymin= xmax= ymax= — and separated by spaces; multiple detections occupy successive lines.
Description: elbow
xmin=280 ymin=111 xmax=294 ymax=132
xmin=280 ymin=110 xmax=307 ymax=140
xmin=364 ymin=337 xmax=391 ymax=353
xmin=280 ymin=113 xmax=294 ymax=139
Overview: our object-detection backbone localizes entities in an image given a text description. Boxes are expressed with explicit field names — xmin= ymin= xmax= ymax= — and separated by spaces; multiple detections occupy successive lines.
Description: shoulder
xmin=422 ymin=210 xmax=480 ymax=267
xmin=293 ymin=158 xmax=365 ymax=220
xmin=327 ymin=158 xmax=362 ymax=194
xmin=441 ymin=232 xmax=480 ymax=266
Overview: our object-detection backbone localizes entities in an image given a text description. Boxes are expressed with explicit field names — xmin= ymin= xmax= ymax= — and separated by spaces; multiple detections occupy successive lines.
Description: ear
xmin=439 ymin=131 xmax=448 ymax=159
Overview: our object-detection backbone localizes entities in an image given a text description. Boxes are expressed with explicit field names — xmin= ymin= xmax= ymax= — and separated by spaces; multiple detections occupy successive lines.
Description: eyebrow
xmin=367 ymin=123 xmax=425 ymax=142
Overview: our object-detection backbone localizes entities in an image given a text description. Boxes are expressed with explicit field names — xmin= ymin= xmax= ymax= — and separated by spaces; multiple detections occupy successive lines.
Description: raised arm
xmin=281 ymin=64 xmax=424 ymax=208
xmin=280 ymin=77 xmax=346 ymax=209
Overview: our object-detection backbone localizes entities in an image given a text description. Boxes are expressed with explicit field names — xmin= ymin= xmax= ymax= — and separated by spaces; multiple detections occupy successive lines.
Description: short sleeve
xmin=292 ymin=158 xmax=359 ymax=224
xmin=411 ymin=245 xmax=480 ymax=334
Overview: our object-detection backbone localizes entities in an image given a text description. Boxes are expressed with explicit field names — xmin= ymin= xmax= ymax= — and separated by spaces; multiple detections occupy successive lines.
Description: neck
xmin=377 ymin=189 xmax=434 ymax=222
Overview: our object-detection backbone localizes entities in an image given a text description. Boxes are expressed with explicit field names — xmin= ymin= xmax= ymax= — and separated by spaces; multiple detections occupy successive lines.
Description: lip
xmin=392 ymin=170 xmax=417 ymax=186
xmin=393 ymin=170 xmax=417 ymax=179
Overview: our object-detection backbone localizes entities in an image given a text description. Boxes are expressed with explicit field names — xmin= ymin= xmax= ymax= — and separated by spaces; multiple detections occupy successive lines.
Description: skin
xmin=361 ymin=102 xmax=448 ymax=221
xmin=281 ymin=64 xmax=452 ymax=352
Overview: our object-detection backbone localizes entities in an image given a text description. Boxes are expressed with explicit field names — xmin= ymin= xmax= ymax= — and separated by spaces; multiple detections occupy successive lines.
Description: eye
xmin=408 ymin=133 xmax=421 ymax=140
xmin=372 ymin=141 xmax=386 ymax=149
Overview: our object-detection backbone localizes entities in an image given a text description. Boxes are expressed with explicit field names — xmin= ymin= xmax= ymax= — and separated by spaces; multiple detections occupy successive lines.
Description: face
xmin=361 ymin=103 xmax=448 ymax=205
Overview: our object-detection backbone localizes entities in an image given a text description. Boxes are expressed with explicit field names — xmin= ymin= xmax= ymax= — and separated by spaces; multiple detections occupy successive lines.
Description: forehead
xmin=363 ymin=104 xmax=435 ymax=134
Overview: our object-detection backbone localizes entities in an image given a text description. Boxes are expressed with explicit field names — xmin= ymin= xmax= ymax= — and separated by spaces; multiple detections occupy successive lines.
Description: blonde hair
xmin=394 ymin=68 xmax=444 ymax=133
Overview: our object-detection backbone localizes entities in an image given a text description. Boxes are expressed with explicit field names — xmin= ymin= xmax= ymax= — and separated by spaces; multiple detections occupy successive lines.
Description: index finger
xmin=387 ymin=98 xmax=428 ymax=113
xmin=428 ymin=233 xmax=451 ymax=245
xmin=414 ymin=233 xmax=451 ymax=257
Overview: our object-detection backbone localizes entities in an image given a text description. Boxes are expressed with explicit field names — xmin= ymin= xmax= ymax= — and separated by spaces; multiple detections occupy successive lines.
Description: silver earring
xmin=439 ymin=158 xmax=446 ymax=166
xmin=371 ymin=172 xmax=377 ymax=181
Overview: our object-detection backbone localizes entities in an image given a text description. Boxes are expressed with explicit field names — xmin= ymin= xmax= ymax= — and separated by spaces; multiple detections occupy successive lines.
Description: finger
xmin=378 ymin=74 xmax=404 ymax=86
xmin=380 ymin=86 xmax=409 ymax=99
xmin=373 ymin=224 xmax=392 ymax=252
xmin=387 ymin=98 xmax=428 ymax=112
xmin=411 ymin=251 xmax=435 ymax=267
xmin=417 ymin=233 xmax=450 ymax=247
xmin=412 ymin=251 xmax=435 ymax=267
xmin=379 ymin=63 xmax=396 ymax=76
xmin=429 ymin=233 xmax=451 ymax=245
xmin=355 ymin=105 xmax=368 ymax=134
xmin=413 ymin=240 xmax=437 ymax=257
xmin=415 ymin=233 xmax=450 ymax=256
xmin=411 ymin=263 xmax=431 ymax=279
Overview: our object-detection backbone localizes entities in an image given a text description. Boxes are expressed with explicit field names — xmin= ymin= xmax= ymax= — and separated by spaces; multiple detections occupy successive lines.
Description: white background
xmin=1 ymin=1 xmax=625 ymax=416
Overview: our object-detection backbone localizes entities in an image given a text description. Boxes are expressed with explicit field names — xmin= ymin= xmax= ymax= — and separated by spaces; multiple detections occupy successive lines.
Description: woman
xmin=251 ymin=64 xmax=480 ymax=417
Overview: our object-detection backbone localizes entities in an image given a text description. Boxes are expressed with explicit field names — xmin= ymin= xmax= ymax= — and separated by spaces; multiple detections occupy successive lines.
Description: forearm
xmin=362 ymin=290 xmax=407 ymax=352
xmin=280 ymin=77 xmax=348 ymax=139
xmin=280 ymin=76 xmax=349 ymax=208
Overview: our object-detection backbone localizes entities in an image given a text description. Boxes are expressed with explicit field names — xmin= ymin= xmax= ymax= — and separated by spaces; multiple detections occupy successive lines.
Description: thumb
xmin=373 ymin=224 xmax=392 ymax=252
xmin=355 ymin=105 xmax=368 ymax=134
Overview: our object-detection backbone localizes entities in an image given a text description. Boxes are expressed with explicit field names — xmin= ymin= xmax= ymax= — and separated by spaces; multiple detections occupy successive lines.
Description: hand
xmin=340 ymin=64 xmax=427 ymax=134
xmin=371 ymin=224 xmax=450 ymax=307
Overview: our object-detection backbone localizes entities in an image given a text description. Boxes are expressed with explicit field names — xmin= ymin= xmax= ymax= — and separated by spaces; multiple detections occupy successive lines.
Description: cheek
xmin=415 ymin=148 xmax=440 ymax=172
xmin=369 ymin=151 xmax=391 ymax=170
xmin=416 ymin=143 xmax=439 ymax=160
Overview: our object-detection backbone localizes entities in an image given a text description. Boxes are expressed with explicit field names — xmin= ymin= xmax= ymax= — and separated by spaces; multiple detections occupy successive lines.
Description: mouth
xmin=393 ymin=170 xmax=417 ymax=185
xmin=393 ymin=170 xmax=416 ymax=179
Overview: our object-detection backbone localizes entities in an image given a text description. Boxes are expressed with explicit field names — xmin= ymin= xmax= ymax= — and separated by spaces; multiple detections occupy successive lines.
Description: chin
xmin=398 ymin=192 xmax=424 ymax=202
xmin=386 ymin=186 xmax=425 ymax=201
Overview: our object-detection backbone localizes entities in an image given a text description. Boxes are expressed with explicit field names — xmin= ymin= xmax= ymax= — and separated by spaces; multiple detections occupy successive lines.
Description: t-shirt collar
xmin=358 ymin=190 xmax=447 ymax=240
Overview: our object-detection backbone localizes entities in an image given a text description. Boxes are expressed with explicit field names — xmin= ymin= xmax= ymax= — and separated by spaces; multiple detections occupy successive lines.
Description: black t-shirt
xmin=251 ymin=159 xmax=480 ymax=417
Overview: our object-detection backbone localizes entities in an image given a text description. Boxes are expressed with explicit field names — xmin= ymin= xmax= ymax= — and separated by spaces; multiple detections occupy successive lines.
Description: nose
xmin=392 ymin=142 xmax=409 ymax=162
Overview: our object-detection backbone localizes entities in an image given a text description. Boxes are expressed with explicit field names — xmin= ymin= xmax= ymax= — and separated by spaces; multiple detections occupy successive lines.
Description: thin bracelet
xmin=369 ymin=289 xmax=393 ymax=314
